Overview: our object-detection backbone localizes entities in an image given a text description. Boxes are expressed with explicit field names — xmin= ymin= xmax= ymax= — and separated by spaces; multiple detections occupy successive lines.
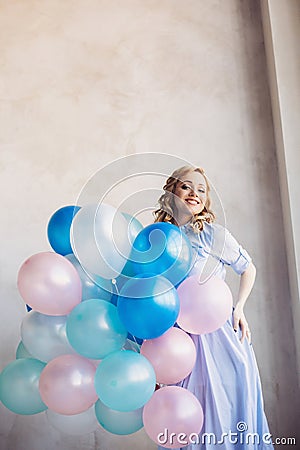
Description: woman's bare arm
xmin=233 ymin=262 xmax=257 ymax=343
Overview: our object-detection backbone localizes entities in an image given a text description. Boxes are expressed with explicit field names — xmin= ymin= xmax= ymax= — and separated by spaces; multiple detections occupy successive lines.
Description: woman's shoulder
xmin=181 ymin=221 xmax=223 ymax=248
xmin=201 ymin=221 xmax=227 ymax=237
xmin=200 ymin=221 xmax=227 ymax=246
xmin=203 ymin=222 xmax=226 ymax=232
xmin=180 ymin=221 xmax=228 ymax=248
xmin=180 ymin=220 xmax=223 ymax=235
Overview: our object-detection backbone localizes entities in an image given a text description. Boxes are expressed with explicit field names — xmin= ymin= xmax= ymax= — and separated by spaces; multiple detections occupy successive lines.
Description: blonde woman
xmin=154 ymin=166 xmax=273 ymax=450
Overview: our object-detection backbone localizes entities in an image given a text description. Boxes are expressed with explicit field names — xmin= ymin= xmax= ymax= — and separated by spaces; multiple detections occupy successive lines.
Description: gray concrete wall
xmin=0 ymin=0 xmax=299 ymax=448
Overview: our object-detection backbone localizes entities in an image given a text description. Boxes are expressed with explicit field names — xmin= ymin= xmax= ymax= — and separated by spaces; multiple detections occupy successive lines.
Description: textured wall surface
xmin=0 ymin=0 xmax=299 ymax=449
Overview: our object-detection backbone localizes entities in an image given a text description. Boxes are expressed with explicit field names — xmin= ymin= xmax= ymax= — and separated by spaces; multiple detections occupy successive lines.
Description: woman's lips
xmin=185 ymin=198 xmax=200 ymax=206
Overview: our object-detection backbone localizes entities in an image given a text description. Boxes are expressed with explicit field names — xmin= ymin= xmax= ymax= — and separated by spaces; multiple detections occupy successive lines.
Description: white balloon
xmin=21 ymin=311 xmax=76 ymax=363
xmin=46 ymin=405 xmax=98 ymax=435
xmin=71 ymin=203 xmax=132 ymax=279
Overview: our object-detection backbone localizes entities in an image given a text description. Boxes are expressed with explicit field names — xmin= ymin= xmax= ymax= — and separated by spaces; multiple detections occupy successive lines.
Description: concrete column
xmin=260 ymin=0 xmax=300 ymax=385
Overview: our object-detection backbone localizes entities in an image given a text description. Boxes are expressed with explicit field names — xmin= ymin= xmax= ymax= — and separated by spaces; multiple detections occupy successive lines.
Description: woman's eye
xmin=181 ymin=184 xmax=205 ymax=193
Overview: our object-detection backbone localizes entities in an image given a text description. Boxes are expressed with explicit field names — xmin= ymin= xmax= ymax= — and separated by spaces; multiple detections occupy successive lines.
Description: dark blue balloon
xmin=47 ymin=205 xmax=81 ymax=256
xmin=130 ymin=222 xmax=193 ymax=287
xmin=117 ymin=274 xmax=179 ymax=339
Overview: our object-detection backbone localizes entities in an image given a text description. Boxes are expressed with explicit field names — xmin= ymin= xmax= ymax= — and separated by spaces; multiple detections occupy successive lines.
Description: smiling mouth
xmin=185 ymin=198 xmax=200 ymax=206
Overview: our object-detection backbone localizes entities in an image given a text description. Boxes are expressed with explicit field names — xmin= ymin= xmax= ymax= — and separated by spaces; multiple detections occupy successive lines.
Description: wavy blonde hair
xmin=153 ymin=166 xmax=216 ymax=232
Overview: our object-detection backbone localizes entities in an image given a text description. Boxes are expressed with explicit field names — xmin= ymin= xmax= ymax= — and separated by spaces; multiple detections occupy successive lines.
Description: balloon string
xmin=112 ymin=278 xmax=140 ymax=353
xmin=111 ymin=278 xmax=120 ymax=295
xmin=131 ymin=334 xmax=140 ymax=351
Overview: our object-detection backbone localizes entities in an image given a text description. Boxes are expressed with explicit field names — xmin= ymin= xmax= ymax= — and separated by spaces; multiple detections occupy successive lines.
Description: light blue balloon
xmin=16 ymin=341 xmax=33 ymax=359
xmin=0 ymin=358 xmax=47 ymax=415
xmin=65 ymin=254 xmax=113 ymax=301
xmin=66 ymin=299 xmax=127 ymax=359
xmin=95 ymin=399 xmax=143 ymax=435
xmin=21 ymin=311 xmax=75 ymax=363
xmin=94 ymin=350 xmax=156 ymax=412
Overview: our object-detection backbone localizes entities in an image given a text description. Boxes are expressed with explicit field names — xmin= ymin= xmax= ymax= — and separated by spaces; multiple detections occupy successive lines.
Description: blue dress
xmin=158 ymin=222 xmax=274 ymax=450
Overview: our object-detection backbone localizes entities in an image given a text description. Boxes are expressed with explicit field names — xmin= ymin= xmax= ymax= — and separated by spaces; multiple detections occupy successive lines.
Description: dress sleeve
xmin=210 ymin=224 xmax=252 ymax=275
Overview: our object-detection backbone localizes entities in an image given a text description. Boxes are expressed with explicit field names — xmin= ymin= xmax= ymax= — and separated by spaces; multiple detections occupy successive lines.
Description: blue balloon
xmin=47 ymin=205 xmax=81 ymax=255
xmin=129 ymin=222 xmax=193 ymax=286
xmin=66 ymin=299 xmax=127 ymax=359
xmin=65 ymin=254 xmax=113 ymax=302
xmin=94 ymin=350 xmax=155 ymax=412
xmin=95 ymin=399 xmax=143 ymax=435
xmin=117 ymin=274 xmax=179 ymax=339
xmin=0 ymin=358 xmax=47 ymax=415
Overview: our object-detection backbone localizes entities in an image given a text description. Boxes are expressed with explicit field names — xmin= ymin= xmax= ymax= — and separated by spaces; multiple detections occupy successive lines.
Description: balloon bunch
xmin=0 ymin=204 xmax=233 ymax=448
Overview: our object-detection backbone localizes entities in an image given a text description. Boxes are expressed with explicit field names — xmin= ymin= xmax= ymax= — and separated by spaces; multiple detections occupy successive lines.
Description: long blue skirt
xmin=158 ymin=312 xmax=274 ymax=450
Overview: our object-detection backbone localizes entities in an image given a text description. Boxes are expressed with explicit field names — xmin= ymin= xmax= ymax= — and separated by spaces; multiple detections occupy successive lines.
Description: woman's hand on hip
xmin=233 ymin=303 xmax=251 ymax=344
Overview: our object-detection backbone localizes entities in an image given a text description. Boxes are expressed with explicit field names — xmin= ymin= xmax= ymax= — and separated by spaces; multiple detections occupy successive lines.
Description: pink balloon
xmin=39 ymin=354 xmax=98 ymax=415
xmin=177 ymin=275 xmax=233 ymax=334
xmin=141 ymin=327 xmax=196 ymax=384
xmin=17 ymin=252 xmax=82 ymax=315
xmin=143 ymin=386 xmax=204 ymax=448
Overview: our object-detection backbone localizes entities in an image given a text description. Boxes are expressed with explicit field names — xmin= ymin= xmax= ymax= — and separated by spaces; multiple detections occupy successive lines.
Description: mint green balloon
xmin=95 ymin=399 xmax=143 ymax=435
xmin=16 ymin=341 xmax=33 ymax=359
xmin=94 ymin=350 xmax=156 ymax=412
xmin=66 ymin=299 xmax=127 ymax=359
xmin=0 ymin=358 xmax=47 ymax=415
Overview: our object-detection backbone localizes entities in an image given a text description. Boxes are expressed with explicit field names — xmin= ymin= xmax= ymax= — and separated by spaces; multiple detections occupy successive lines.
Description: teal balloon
xmin=121 ymin=212 xmax=144 ymax=245
xmin=94 ymin=350 xmax=156 ymax=412
xmin=65 ymin=254 xmax=113 ymax=301
xmin=95 ymin=399 xmax=143 ymax=435
xmin=0 ymin=358 xmax=47 ymax=415
xmin=16 ymin=341 xmax=33 ymax=359
xmin=117 ymin=259 xmax=137 ymax=282
xmin=66 ymin=299 xmax=127 ymax=359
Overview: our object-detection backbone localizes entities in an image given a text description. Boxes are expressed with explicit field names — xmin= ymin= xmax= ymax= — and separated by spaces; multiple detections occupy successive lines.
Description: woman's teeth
xmin=186 ymin=199 xmax=199 ymax=205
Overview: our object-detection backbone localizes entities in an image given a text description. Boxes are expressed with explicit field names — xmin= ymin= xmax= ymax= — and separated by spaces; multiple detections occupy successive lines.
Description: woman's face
xmin=173 ymin=170 xmax=207 ymax=224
